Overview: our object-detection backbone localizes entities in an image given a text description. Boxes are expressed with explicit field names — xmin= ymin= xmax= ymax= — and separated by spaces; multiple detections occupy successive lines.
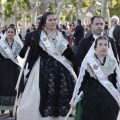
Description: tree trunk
xmin=31 ymin=9 xmax=36 ymax=24
xmin=22 ymin=12 xmax=29 ymax=38
xmin=0 ymin=1 xmax=4 ymax=25
xmin=37 ymin=0 xmax=49 ymax=15
xmin=106 ymin=3 xmax=111 ymax=28
xmin=76 ymin=4 xmax=78 ymax=22
xmin=101 ymin=0 xmax=108 ymax=19
xmin=56 ymin=0 xmax=65 ymax=26
xmin=31 ymin=5 xmax=40 ymax=24
xmin=13 ymin=14 xmax=18 ymax=30
xmin=69 ymin=14 xmax=72 ymax=23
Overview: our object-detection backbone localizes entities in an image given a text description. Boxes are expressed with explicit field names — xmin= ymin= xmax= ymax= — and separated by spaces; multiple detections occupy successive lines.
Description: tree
xmin=0 ymin=0 xmax=4 ymax=25
xmin=4 ymin=0 xmax=15 ymax=21
xmin=101 ymin=0 xmax=108 ymax=19
xmin=109 ymin=0 xmax=120 ymax=18
xmin=71 ymin=0 xmax=79 ymax=21
xmin=38 ymin=0 xmax=50 ymax=15
xmin=56 ymin=0 xmax=65 ymax=25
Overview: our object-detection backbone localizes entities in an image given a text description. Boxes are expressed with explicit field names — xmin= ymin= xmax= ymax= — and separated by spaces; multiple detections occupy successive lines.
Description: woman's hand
xmin=70 ymin=101 xmax=76 ymax=109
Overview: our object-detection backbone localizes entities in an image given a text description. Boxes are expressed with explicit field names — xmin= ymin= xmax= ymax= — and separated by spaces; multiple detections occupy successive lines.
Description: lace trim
xmin=0 ymin=40 xmax=22 ymax=58
xmin=87 ymin=55 xmax=116 ymax=79
xmin=39 ymin=31 xmax=68 ymax=55
xmin=0 ymin=96 xmax=15 ymax=105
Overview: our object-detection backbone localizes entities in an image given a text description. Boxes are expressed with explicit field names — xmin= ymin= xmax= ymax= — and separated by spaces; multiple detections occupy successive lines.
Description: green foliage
xmin=6 ymin=0 xmax=16 ymax=3
xmin=17 ymin=13 xmax=22 ymax=20
xmin=71 ymin=0 xmax=79 ymax=6
xmin=4 ymin=0 xmax=31 ymax=20
xmin=109 ymin=0 xmax=117 ymax=7
xmin=61 ymin=15 xmax=67 ymax=21
xmin=48 ymin=2 xmax=57 ymax=13
xmin=81 ymin=0 xmax=91 ymax=8
xmin=109 ymin=1 xmax=120 ymax=18
xmin=96 ymin=10 xmax=100 ymax=15
xmin=26 ymin=15 xmax=31 ymax=22
xmin=17 ymin=0 xmax=30 ymax=10
xmin=4 ymin=1 xmax=15 ymax=19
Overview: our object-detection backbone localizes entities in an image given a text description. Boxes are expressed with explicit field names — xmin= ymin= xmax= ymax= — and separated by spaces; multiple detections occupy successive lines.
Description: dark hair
xmin=26 ymin=12 xmax=55 ymax=67
xmin=9 ymin=24 xmax=15 ymax=27
xmin=37 ymin=16 xmax=42 ymax=21
xmin=62 ymin=24 xmax=66 ymax=30
xmin=94 ymin=35 xmax=109 ymax=49
xmin=37 ymin=12 xmax=54 ymax=32
xmin=77 ymin=19 xmax=81 ymax=24
xmin=6 ymin=25 xmax=16 ymax=34
xmin=104 ymin=24 xmax=108 ymax=30
xmin=91 ymin=16 xmax=104 ymax=24
xmin=32 ymin=24 xmax=35 ymax=27
xmin=33 ymin=12 xmax=55 ymax=47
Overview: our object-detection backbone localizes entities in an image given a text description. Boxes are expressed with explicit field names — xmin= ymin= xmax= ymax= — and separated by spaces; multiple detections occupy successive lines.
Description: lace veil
xmin=70 ymin=37 xmax=120 ymax=103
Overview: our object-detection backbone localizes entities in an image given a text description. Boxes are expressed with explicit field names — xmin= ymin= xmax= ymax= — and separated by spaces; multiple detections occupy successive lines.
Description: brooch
xmin=43 ymin=37 xmax=47 ymax=41
xmin=93 ymin=64 xmax=98 ymax=70
xmin=4 ymin=46 xmax=7 ymax=49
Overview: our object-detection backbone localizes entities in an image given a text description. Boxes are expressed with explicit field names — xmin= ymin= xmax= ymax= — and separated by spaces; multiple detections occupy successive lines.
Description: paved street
xmin=0 ymin=111 xmax=14 ymax=120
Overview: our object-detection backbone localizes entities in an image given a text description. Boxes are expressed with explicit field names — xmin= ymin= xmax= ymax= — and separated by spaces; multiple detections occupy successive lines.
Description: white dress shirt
xmin=108 ymin=25 xmax=116 ymax=40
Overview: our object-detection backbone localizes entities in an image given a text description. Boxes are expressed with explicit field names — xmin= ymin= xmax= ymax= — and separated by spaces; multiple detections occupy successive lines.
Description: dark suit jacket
xmin=19 ymin=30 xmax=37 ymax=58
xmin=73 ymin=24 xmax=84 ymax=45
xmin=76 ymin=34 xmax=118 ymax=67
xmin=113 ymin=25 xmax=120 ymax=44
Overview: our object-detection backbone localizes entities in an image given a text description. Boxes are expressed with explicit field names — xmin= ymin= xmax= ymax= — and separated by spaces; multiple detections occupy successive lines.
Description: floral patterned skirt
xmin=39 ymin=56 xmax=75 ymax=117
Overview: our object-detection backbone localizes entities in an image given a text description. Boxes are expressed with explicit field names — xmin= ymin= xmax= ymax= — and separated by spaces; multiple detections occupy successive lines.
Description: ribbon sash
xmin=40 ymin=31 xmax=77 ymax=81
xmin=0 ymin=41 xmax=19 ymax=65
xmin=87 ymin=56 xmax=120 ymax=107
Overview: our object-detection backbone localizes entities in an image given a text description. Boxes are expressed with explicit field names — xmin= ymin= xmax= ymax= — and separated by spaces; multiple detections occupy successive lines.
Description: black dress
xmin=17 ymin=31 xmax=78 ymax=119
xmin=39 ymin=50 xmax=75 ymax=117
xmin=0 ymin=40 xmax=22 ymax=109
xmin=0 ymin=55 xmax=20 ymax=106
xmin=75 ymin=55 xmax=119 ymax=120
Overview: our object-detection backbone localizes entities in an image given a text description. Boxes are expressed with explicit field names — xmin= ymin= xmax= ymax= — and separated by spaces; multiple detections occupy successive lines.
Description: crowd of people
xmin=0 ymin=12 xmax=120 ymax=120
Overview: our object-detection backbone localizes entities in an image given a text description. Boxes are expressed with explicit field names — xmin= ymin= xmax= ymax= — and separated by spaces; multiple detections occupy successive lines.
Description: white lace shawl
xmin=0 ymin=40 xmax=22 ymax=58
xmin=39 ymin=31 xmax=69 ymax=54
xmin=0 ymin=32 xmax=23 ymax=58
xmin=70 ymin=41 xmax=120 ymax=103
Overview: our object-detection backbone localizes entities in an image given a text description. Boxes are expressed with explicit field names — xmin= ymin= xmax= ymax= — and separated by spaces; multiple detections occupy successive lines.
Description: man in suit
xmin=108 ymin=15 xmax=120 ymax=59
xmin=73 ymin=19 xmax=84 ymax=51
xmin=19 ymin=16 xmax=42 ymax=58
xmin=76 ymin=16 xmax=118 ymax=67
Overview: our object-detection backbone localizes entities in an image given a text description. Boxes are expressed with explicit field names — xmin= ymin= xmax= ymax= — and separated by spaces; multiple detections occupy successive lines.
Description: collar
xmin=93 ymin=34 xmax=99 ymax=40
xmin=93 ymin=34 xmax=103 ymax=40
xmin=111 ymin=25 xmax=116 ymax=28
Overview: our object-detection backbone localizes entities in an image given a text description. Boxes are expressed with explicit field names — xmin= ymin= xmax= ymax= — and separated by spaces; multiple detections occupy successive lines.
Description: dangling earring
xmin=94 ymin=48 xmax=98 ymax=56
xmin=106 ymin=51 xmax=108 ymax=56
xmin=44 ymin=24 xmax=46 ymax=32
xmin=95 ymin=51 xmax=98 ymax=56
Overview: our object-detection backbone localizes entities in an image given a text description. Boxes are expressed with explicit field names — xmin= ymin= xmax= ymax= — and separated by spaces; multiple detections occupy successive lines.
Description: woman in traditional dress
xmin=70 ymin=35 xmax=120 ymax=120
xmin=0 ymin=26 xmax=23 ymax=116
xmin=15 ymin=12 xmax=78 ymax=120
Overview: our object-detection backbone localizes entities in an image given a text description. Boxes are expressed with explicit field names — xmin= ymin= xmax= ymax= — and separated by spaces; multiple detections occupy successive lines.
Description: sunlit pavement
xmin=0 ymin=111 xmax=14 ymax=120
